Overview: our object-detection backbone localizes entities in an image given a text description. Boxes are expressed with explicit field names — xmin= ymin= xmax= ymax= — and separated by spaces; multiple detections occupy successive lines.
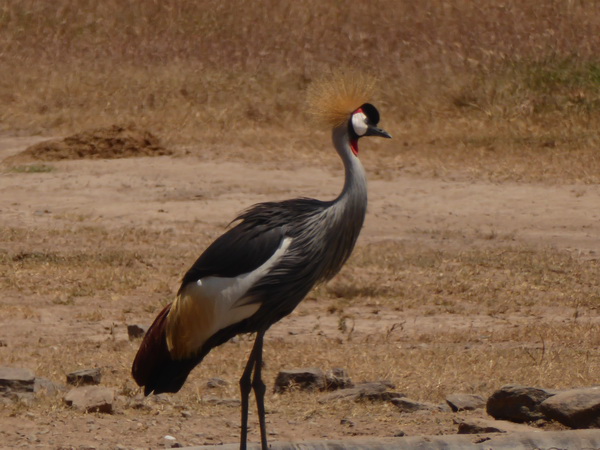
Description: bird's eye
xmin=351 ymin=112 xmax=368 ymax=137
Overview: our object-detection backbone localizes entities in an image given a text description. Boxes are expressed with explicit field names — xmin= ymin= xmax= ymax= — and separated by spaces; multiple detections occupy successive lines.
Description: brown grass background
xmin=2 ymin=0 xmax=600 ymax=181
xmin=1 ymin=1 xmax=599 ymax=446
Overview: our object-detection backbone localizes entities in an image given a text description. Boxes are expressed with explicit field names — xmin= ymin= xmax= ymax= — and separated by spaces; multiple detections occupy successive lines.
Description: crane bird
xmin=131 ymin=72 xmax=391 ymax=449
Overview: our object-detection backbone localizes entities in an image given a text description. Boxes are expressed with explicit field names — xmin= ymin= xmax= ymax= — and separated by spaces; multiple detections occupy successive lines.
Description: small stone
xmin=340 ymin=418 xmax=355 ymax=427
xmin=325 ymin=368 xmax=353 ymax=391
xmin=319 ymin=381 xmax=404 ymax=403
xmin=446 ymin=393 xmax=486 ymax=412
xmin=540 ymin=386 xmax=600 ymax=429
xmin=486 ymin=385 xmax=558 ymax=422
xmin=274 ymin=368 xmax=326 ymax=393
xmin=149 ymin=393 xmax=173 ymax=405
xmin=34 ymin=377 xmax=64 ymax=395
xmin=127 ymin=324 xmax=148 ymax=340
xmin=64 ymin=386 xmax=114 ymax=413
xmin=4 ymin=391 xmax=35 ymax=404
xmin=181 ymin=410 xmax=192 ymax=418
xmin=66 ymin=368 xmax=102 ymax=386
xmin=203 ymin=396 xmax=241 ymax=407
xmin=456 ymin=417 xmax=541 ymax=434
xmin=0 ymin=367 xmax=35 ymax=393
xmin=391 ymin=397 xmax=446 ymax=413
xmin=206 ymin=377 xmax=228 ymax=389
xmin=438 ymin=402 xmax=453 ymax=412
xmin=378 ymin=380 xmax=397 ymax=389
xmin=163 ymin=435 xmax=181 ymax=448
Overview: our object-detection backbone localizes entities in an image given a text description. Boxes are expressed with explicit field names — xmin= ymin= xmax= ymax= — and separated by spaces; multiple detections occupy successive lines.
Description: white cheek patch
xmin=351 ymin=112 xmax=368 ymax=136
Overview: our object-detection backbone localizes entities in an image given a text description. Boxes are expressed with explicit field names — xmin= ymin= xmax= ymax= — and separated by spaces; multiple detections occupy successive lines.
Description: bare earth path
xmin=2 ymin=137 xmax=599 ymax=256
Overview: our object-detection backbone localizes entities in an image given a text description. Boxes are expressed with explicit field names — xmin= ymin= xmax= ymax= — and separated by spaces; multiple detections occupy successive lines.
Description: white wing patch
xmin=167 ymin=237 xmax=292 ymax=359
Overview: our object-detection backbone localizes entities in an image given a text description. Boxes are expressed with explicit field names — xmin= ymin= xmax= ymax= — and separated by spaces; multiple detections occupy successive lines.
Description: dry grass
xmin=2 ymin=0 xmax=600 ymax=181
xmin=2 ymin=237 xmax=595 ymax=440
xmin=0 ymin=222 xmax=598 ymax=445
xmin=0 ymin=224 xmax=205 ymax=304
xmin=1 ymin=2 xmax=599 ymax=446
xmin=1 ymin=224 xmax=598 ymax=389
xmin=329 ymin=239 xmax=600 ymax=312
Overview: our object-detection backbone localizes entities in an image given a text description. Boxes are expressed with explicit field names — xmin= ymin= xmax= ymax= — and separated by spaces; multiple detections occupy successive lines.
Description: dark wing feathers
xmin=134 ymin=198 xmax=330 ymax=395
xmin=179 ymin=223 xmax=285 ymax=290
xmin=179 ymin=198 xmax=327 ymax=289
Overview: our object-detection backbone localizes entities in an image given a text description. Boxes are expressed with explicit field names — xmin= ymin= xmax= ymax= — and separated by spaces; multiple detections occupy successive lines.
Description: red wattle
xmin=350 ymin=139 xmax=359 ymax=156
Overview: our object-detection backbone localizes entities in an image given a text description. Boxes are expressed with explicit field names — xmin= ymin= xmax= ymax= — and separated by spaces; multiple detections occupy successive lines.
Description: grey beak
xmin=367 ymin=124 xmax=392 ymax=139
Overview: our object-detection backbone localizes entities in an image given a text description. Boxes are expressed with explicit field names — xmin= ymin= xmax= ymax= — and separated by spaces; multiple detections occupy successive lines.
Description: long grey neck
xmin=316 ymin=125 xmax=367 ymax=281
xmin=332 ymin=125 xmax=368 ymax=212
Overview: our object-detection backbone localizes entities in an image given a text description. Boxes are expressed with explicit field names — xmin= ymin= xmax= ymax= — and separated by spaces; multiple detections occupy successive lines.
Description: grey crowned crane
xmin=131 ymin=73 xmax=391 ymax=449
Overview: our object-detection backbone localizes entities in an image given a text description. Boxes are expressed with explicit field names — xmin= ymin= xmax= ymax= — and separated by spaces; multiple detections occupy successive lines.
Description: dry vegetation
xmin=1 ymin=223 xmax=598 ymax=446
xmin=2 ymin=0 xmax=600 ymax=180
xmin=0 ymin=0 xmax=599 ymax=447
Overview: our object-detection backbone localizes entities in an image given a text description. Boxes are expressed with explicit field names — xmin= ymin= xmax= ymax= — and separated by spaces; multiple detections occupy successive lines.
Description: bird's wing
xmin=179 ymin=223 xmax=286 ymax=291
xmin=166 ymin=223 xmax=289 ymax=360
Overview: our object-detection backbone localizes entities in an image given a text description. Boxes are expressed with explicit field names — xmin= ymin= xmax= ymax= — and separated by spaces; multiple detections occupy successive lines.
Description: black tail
xmin=131 ymin=303 xmax=199 ymax=395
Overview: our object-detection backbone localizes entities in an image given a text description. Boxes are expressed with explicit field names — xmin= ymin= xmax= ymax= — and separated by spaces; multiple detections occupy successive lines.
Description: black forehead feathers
xmin=358 ymin=103 xmax=380 ymax=125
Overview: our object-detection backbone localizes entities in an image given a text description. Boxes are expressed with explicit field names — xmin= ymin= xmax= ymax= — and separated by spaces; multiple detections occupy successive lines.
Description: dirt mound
xmin=7 ymin=125 xmax=172 ymax=163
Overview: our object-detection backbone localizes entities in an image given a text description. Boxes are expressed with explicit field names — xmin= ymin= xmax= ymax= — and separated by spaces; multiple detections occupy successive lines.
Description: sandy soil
xmin=3 ymin=136 xmax=599 ymax=255
xmin=0 ymin=135 xmax=598 ymax=448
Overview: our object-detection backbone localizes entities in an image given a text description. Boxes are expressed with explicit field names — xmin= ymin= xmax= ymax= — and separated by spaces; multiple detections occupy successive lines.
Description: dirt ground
xmin=0 ymin=133 xmax=598 ymax=449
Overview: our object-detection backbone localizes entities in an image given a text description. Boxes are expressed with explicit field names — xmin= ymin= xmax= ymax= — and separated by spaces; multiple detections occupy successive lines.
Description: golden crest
xmin=307 ymin=69 xmax=377 ymax=128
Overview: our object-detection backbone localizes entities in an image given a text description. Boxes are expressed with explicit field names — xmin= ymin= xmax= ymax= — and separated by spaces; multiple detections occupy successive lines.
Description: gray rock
xmin=203 ymin=395 xmax=241 ymax=407
xmin=540 ymin=386 xmax=600 ymax=429
xmin=206 ymin=377 xmax=228 ymax=388
xmin=354 ymin=382 xmax=404 ymax=402
xmin=340 ymin=418 xmax=355 ymax=427
xmin=166 ymin=430 xmax=600 ymax=450
xmin=319 ymin=382 xmax=404 ymax=403
xmin=274 ymin=368 xmax=326 ymax=393
xmin=127 ymin=324 xmax=148 ymax=340
xmin=324 ymin=368 xmax=353 ymax=391
xmin=0 ymin=367 xmax=35 ymax=393
xmin=162 ymin=434 xmax=181 ymax=448
xmin=446 ymin=393 xmax=486 ymax=411
xmin=456 ymin=417 xmax=542 ymax=434
xmin=391 ymin=397 xmax=447 ymax=413
xmin=34 ymin=377 xmax=64 ymax=395
xmin=64 ymin=386 xmax=114 ymax=413
xmin=129 ymin=398 xmax=152 ymax=411
xmin=486 ymin=385 xmax=557 ymax=422
xmin=2 ymin=391 xmax=35 ymax=404
xmin=66 ymin=368 xmax=102 ymax=386
xmin=439 ymin=402 xmax=453 ymax=412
